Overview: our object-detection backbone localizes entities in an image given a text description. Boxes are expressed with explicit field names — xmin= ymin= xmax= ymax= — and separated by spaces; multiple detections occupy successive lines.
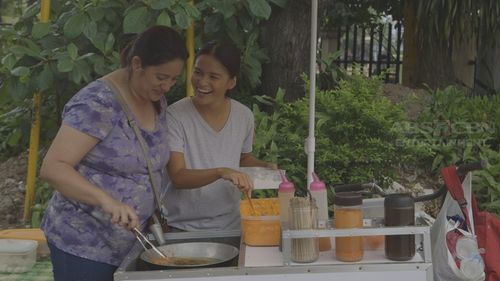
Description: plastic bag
xmin=431 ymin=173 xmax=485 ymax=281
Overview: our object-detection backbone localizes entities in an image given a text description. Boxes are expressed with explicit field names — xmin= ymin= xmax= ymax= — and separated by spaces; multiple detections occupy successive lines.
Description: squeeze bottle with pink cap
xmin=278 ymin=171 xmax=295 ymax=229
xmin=310 ymin=172 xmax=331 ymax=251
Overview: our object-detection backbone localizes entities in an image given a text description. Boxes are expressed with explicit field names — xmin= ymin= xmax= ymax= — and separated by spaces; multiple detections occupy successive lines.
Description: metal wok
xmin=140 ymin=242 xmax=239 ymax=269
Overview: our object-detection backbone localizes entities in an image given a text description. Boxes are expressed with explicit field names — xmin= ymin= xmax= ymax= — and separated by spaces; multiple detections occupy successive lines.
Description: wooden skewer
xmin=245 ymin=193 xmax=257 ymax=215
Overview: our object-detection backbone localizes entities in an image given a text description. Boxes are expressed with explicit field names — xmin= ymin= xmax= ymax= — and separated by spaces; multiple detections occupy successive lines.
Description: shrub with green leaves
xmin=402 ymin=86 xmax=500 ymax=214
xmin=252 ymin=78 xmax=500 ymax=216
xmin=0 ymin=0 xmax=286 ymax=158
xmin=253 ymin=74 xmax=407 ymax=192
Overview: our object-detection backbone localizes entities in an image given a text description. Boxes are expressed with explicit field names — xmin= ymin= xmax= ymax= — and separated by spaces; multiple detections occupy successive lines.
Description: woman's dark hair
xmin=120 ymin=25 xmax=188 ymax=68
xmin=195 ymin=40 xmax=241 ymax=78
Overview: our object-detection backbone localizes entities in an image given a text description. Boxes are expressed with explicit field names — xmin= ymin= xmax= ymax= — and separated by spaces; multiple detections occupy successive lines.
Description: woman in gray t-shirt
xmin=163 ymin=40 xmax=276 ymax=231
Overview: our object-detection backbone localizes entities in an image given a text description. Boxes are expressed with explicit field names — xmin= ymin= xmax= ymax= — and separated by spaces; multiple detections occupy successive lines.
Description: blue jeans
xmin=48 ymin=243 xmax=117 ymax=281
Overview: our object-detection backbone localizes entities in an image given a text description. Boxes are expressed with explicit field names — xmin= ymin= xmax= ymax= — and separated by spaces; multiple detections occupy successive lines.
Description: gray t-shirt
xmin=162 ymin=97 xmax=254 ymax=230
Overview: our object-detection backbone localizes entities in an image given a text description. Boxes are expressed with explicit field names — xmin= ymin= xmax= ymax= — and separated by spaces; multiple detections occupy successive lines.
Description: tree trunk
xmin=449 ymin=14 xmax=477 ymax=93
xmin=402 ymin=0 xmax=417 ymax=87
xmin=403 ymin=0 xmax=455 ymax=89
xmin=475 ymin=29 xmax=500 ymax=95
xmin=260 ymin=0 xmax=311 ymax=101
xmin=451 ymin=33 xmax=476 ymax=92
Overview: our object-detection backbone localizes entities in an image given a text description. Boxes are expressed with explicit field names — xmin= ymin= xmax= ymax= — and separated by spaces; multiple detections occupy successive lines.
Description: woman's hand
xmin=99 ymin=196 xmax=139 ymax=230
xmin=218 ymin=168 xmax=253 ymax=194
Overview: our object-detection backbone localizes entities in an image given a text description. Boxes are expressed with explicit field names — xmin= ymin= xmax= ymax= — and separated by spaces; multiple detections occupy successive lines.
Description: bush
xmin=403 ymin=86 xmax=500 ymax=214
xmin=253 ymin=79 xmax=500 ymax=216
xmin=253 ymin=74 xmax=408 ymax=192
xmin=0 ymin=0 xmax=284 ymax=159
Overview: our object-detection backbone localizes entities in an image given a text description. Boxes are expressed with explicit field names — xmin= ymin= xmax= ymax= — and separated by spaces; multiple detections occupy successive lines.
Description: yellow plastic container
xmin=0 ymin=228 xmax=49 ymax=257
xmin=240 ymin=198 xmax=280 ymax=246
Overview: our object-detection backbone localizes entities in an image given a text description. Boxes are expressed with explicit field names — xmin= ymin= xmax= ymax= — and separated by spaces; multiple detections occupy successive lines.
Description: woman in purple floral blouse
xmin=39 ymin=26 xmax=187 ymax=281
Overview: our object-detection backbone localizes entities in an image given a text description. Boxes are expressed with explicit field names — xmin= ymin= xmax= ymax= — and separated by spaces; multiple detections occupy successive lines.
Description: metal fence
xmin=323 ymin=21 xmax=404 ymax=84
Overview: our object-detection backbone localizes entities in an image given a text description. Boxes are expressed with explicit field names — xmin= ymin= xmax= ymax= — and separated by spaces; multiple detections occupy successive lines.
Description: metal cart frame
xmin=115 ymin=215 xmax=433 ymax=281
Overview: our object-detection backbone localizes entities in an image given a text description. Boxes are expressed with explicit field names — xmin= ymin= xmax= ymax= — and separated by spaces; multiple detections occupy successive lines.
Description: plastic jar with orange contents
xmin=334 ymin=192 xmax=363 ymax=262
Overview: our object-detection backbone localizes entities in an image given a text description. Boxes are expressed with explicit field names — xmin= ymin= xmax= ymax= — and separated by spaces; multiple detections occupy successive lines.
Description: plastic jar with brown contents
xmin=384 ymin=194 xmax=415 ymax=261
xmin=334 ymin=192 xmax=363 ymax=262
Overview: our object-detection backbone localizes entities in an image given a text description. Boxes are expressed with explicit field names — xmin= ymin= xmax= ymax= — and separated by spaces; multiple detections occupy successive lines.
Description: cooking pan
xmin=140 ymin=242 xmax=239 ymax=269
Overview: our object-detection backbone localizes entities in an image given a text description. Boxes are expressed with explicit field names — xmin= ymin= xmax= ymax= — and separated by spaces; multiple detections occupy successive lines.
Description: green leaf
xmin=90 ymin=55 xmax=108 ymax=75
xmin=270 ymin=141 xmax=278 ymax=152
xmin=7 ymin=78 xmax=29 ymax=101
xmin=89 ymin=32 xmax=107 ymax=53
xmin=0 ymin=82 xmax=8 ymax=104
xmin=217 ymin=0 xmax=236 ymax=18
xmin=1 ymin=54 xmax=17 ymax=71
xmin=237 ymin=12 xmax=254 ymax=31
xmin=204 ymin=14 xmax=222 ymax=33
xmin=151 ymin=0 xmax=175 ymax=10
xmin=8 ymin=129 xmax=22 ymax=147
xmin=479 ymin=172 xmax=498 ymax=188
xmin=268 ymin=0 xmax=287 ymax=8
xmin=67 ymin=43 xmax=78 ymax=60
xmin=225 ymin=17 xmax=243 ymax=45
xmin=69 ymin=60 xmax=91 ymax=84
xmin=64 ymin=13 xmax=88 ymax=39
xmin=31 ymin=210 xmax=41 ymax=228
xmin=246 ymin=0 xmax=272 ymax=19
xmin=156 ymin=11 xmax=172 ymax=26
xmin=36 ymin=65 xmax=54 ymax=92
xmin=21 ymin=38 xmax=43 ymax=55
xmin=104 ymin=33 xmax=115 ymax=54
xmin=123 ymin=7 xmax=149 ymax=33
xmin=182 ymin=2 xmax=201 ymax=19
xmin=83 ymin=21 xmax=98 ymax=41
xmin=11 ymin=66 xmax=30 ymax=77
xmin=8 ymin=45 xmax=43 ymax=60
xmin=32 ymin=22 xmax=51 ymax=39
xmin=57 ymin=57 xmax=74 ymax=73
xmin=174 ymin=11 xmax=191 ymax=29
xmin=22 ymin=2 xmax=40 ymax=19
xmin=86 ymin=7 xmax=105 ymax=21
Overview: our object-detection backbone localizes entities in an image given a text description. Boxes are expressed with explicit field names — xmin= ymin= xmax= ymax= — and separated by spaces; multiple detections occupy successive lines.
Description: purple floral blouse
xmin=41 ymin=79 xmax=170 ymax=266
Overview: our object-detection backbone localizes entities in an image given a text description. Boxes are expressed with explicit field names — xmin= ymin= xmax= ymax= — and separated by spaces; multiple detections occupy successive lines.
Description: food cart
xmin=114 ymin=201 xmax=434 ymax=281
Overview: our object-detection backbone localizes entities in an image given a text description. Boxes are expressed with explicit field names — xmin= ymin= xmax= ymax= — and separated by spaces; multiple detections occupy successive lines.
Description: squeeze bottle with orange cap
xmin=278 ymin=171 xmax=295 ymax=229
xmin=310 ymin=172 xmax=331 ymax=251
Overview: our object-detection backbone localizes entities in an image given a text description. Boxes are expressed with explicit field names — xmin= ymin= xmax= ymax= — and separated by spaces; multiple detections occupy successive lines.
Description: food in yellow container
xmin=240 ymin=198 xmax=280 ymax=246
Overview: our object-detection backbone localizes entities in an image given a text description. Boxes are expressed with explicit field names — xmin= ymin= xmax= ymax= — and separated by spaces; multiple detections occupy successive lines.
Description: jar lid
xmin=384 ymin=194 xmax=414 ymax=208
xmin=334 ymin=192 xmax=362 ymax=206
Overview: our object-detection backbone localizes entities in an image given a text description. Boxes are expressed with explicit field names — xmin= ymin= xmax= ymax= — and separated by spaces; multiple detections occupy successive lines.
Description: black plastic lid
xmin=334 ymin=192 xmax=362 ymax=206
xmin=384 ymin=194 xmax=415 ymax=208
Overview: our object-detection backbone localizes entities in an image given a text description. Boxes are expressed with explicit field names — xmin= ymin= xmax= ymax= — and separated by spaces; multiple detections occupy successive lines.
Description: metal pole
xmin=306 ymin=0 xmax=318 ymax=186
xmin=186 ymin=0 xmax=195 ymax=97
xmin=24 ymin=0 xmax=51 ymax=222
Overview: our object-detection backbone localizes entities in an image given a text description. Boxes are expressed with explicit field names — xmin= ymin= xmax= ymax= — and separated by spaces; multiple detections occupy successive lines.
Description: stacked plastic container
xmin=0 ymin=239 xmax=38 ymax=273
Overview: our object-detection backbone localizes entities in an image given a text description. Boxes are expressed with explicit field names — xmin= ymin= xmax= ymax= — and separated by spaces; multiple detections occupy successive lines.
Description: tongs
xmin=133 ymin=227 xmax=168 ymax=259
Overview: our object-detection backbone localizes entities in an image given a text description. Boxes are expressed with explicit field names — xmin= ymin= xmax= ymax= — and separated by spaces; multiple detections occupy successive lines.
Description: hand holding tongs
xmin=133 ymin=227 xmax=168 ymax=259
